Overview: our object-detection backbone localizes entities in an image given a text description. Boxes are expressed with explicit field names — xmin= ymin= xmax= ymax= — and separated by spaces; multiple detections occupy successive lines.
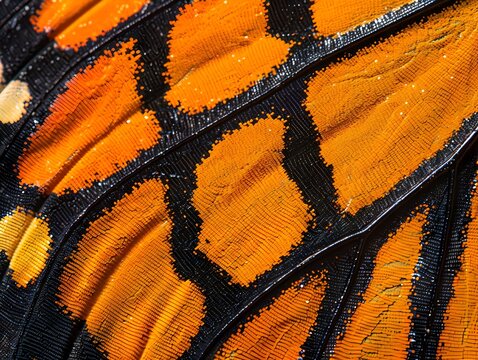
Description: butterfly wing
xmin=0 ymin=0 xmax=476 ymax=359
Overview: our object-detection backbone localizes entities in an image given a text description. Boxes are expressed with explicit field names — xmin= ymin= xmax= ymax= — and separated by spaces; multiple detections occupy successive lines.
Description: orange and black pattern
xmin=0 ymin=0 xmax=477 ymax=359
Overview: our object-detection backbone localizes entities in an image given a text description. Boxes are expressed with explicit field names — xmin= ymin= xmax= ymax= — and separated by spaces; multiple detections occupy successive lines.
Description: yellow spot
xmin=332 ymin=210 xmax=428 ymax=358
xmin=0 ymin=80 xmax=31 ymax=124
xmin=194 ymin=116 xmax=312 ymax=285
xmin=305 ymin=0 xmax=478 ymax=214
xmin=216 ymin=273 xmax=327 ymax=359
xmin=164 ymin=0 xmax=291 ymax=114
xmin=0 ymin=208 xmax=52 ymax=287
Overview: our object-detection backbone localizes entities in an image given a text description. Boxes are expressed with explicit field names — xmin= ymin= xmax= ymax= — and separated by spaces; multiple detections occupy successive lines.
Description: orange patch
xmin=31 ymin=0 xmax=150 ymax=51
xmin=216 ymin=272 xmax=327 ymax=359
xmin=311 ymin=0 xmax=412 ymax=35
xmin=18 ymin=40 xmax=161 ymax=195
xmin=0 ymin=208 xmax=52 ymax=287
xmin=58 ymin=179 xmax=205 ymax=359
xmin=438 ymin=168 xmax=478 ymax=358
xmin=305 ymin=0 xmax=478 ymax=214
xmin=194 ymin=116 xmax=312 ymax=285
xmin=164 ymin=0 xmax=291 ymax=114
xmin=332 ymin=210 xmax=428 ymax=358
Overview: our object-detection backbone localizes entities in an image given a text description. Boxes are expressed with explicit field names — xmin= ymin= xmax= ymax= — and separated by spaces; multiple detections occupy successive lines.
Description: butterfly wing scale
xmin=0 ymin=0 xmax=476 ymax=359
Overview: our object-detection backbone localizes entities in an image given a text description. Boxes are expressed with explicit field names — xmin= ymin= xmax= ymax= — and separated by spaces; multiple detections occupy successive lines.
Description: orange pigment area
xmin=311 ymin=0 xmax=412 ymax=35
xmin=193 ymin=116 xmax=312 ymax=286
xmin=332 ymin=210 xmax=428 ymax=358
xmin=306 ymin=0 xmax=478 ymax=214
xmin=438 ymin=168 xmax=478 ymax=358
xmin=31 ymin=0 xmax=149 ymax=51
xmin=0 ymin=208 xmax=52 ymax=287
xmin=57 ymin=179 xmax=205 ymax=359
xmin=216 ymin=272 xmax=327 ymax=359
xmin=164 ymin=0 xmax=291 ymax=114
xmin=18 ymin=40 xmax=161 ymax=195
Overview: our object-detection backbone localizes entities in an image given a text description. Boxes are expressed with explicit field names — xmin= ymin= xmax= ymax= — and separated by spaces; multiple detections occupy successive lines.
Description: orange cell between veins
xmin=194 ymin=116 xmax=313 ymax=286
xmin=332 ymin=210 xmax=428 ymax=359
xmin=0 ymin=208 xmax=52 ymax=287
xmin=57 ymin=179 xmax=205 ymax=359
xmin=311 ymin=0 xmax=413 ymax=36
xmin=31 ymin=0 xmax=150 ymax=51
xmin=438 ymin=168 xmax=478 ymax=359
xmin=164 ymin=0 xmax=291 ymax=114
xmin=18 ymin=39 xmax=161 ymax=195
xmin=217 ymin=272 xmax=327 ymax=359
xmin=306 ymin=0 xmax=478 ymax=214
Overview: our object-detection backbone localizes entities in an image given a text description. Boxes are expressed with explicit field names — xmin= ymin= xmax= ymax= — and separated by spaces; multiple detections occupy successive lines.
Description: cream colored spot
xmin=0 ymin=80 xmax=31 ymax=124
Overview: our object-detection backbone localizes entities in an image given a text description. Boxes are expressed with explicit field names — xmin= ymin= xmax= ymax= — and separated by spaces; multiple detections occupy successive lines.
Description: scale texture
xmin=0 ymin=0 xmax=477 ymax=359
